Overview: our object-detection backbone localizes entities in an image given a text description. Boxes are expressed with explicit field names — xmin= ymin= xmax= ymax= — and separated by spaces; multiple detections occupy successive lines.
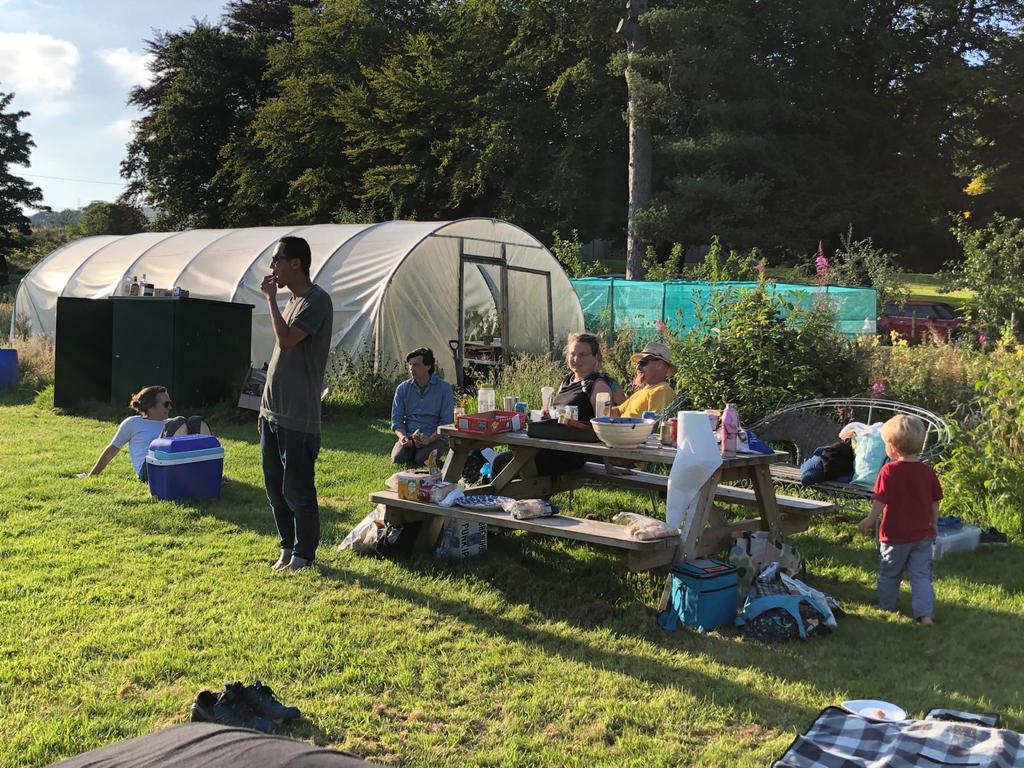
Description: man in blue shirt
xmin=391 ymin=347 xmax=455 ymax=467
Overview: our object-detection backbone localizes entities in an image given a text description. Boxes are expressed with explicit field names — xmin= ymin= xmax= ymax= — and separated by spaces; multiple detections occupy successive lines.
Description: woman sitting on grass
xmin=80 ymin=385 xmax=211 ymax=481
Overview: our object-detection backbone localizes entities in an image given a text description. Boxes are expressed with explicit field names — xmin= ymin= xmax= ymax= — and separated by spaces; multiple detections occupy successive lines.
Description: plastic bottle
xmin=595 ymin=391 xmax=611 ymax=419
xmin=720 ymin=402 xmax=740 ymax=457
xmin=120 ymin=275 xmax=132 ymax=296
xmin=540 ymin=386 xmax=554 ymax=418
xmin=477 ymin=387 xmax=495 ymax=413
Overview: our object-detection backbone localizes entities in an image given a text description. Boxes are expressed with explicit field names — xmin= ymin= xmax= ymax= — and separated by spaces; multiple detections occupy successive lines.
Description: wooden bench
xmin=764 ymin=464 xmax=873 ymax=499
xmin=370 ymin=490 xmax=678 ymax=571
xmin=749 ymin=398 xmax=952 ymax=499
xmin=572 ymin=462 xmax=835 ymax=521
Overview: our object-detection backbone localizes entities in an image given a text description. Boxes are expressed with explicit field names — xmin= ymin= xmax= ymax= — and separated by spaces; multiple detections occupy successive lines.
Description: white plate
xmin=841 ymin=699 xmax=907 ymax=721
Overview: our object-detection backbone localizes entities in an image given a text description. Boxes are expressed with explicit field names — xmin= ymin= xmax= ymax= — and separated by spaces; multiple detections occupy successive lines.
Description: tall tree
xmin=222 ymin=0 xmax=431 ymax=225
xmin=121 ymin=2 xmax=315 ymax=229
xmin=121 ymin=23 xmax=269 ymax=228
xmin=0 ymin=89 xmax=47 ymax=254
xmin=77 ymin=201 xmax=149 ymax=236
xmin=618 ymin=0 xmax=651 ymax=279
xmin=338 ymin=0 xmax=626 ymax=239
xmin=633 ymin=0 xmax=1024 ymax=268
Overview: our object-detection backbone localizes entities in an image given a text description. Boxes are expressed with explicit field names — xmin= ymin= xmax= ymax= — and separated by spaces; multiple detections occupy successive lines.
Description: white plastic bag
xmin=779 ymin=572 xmax=838 ymax=628
xmin=613 ymin=512 xmax=681 ymax=541
xmin=501 ymin=498 xmax=556 ymax=520
xmin=339 ymin=505 xmax=385 ymax=554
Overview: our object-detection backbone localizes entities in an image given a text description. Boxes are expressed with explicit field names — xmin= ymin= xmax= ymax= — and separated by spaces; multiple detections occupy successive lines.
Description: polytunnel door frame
xmin=506 ymin=263 xmax=554 ymax=357
xmin=453 ymin=239 xmax=555 ymax=390
xmin=455 ymin=241 xmax=509 ymax=391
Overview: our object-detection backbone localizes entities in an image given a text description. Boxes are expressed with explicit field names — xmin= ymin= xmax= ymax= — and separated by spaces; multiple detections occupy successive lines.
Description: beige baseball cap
xmin=630 ymin=341 xmax=676 ymax=374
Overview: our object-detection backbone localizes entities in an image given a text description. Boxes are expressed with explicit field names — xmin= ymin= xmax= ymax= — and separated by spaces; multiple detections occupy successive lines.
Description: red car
xmin=878 ymin=300 xmax=963 ymax=343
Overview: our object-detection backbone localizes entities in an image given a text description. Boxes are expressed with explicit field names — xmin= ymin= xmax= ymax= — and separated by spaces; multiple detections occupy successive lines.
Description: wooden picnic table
xmin=371 ymin=425 xmax=833 ymax=612
xmin=435 ymin=425 xmax=802 ymax=563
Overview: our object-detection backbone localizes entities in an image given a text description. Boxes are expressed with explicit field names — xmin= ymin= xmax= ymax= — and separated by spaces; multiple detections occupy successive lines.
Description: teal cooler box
xmin=146 ymin=434 xmax=224 ymax=500
xmin=658 ymin=558 xmax=739 ymax=633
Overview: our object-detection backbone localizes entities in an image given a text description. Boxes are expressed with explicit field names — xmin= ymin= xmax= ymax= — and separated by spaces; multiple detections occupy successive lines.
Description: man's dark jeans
xmin=260 ymin=417 xmax=321 ymax=562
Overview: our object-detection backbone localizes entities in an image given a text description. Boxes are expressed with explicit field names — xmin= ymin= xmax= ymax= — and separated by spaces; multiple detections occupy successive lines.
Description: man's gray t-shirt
xmin=260 ymin=284 xmax=333 ymax=434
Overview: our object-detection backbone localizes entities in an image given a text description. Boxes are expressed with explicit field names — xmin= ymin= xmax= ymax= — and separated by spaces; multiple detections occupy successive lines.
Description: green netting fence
xmin=570 ymin=278 xmax=877 ymax=339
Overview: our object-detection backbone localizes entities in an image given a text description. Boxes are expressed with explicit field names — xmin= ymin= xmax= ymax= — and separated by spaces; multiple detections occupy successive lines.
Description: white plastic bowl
xmin=590 ymin=416 xmax=657 ymax=448
xmin=841 ymin=699 xmax=907 ymax=721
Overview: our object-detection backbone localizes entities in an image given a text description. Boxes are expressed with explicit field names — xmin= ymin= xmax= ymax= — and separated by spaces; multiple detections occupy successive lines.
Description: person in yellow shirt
xmin=613 ymin=341 xmax=677 ymax=418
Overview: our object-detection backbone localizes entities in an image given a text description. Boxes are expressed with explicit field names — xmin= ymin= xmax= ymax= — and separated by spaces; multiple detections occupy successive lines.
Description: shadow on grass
xmin=312 ymin=518 xmax=1024 ymax=729
xmin=313 ymin=556 xmax=824 ymax=732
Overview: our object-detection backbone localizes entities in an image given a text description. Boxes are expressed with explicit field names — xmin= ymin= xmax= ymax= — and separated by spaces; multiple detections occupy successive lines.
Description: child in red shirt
xmin=858 ymin=414 xmax=942 ymax=625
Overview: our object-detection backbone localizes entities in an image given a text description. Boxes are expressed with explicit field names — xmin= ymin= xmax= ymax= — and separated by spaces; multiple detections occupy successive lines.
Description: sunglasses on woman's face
xmin=637 ymin=359 xmax=656 ymax=368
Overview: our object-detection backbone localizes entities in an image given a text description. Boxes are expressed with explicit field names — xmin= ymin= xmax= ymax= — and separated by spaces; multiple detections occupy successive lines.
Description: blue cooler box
xmin=146 ymin=434 xmax=224 ymax=500
xmin=658 ymin=558 xmax=739 ymax=633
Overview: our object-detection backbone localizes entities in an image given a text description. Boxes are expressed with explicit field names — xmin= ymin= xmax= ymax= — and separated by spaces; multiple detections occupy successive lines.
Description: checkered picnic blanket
xmin=774 ymin=707 xmax=1022 ymax=767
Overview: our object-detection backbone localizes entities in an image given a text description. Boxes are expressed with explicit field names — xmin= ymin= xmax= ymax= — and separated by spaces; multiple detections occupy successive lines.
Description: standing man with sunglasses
xmin=612 ymin=341 xmax=678 ymax=418
xmin=259 ymin=236 xmax=334 ymax=572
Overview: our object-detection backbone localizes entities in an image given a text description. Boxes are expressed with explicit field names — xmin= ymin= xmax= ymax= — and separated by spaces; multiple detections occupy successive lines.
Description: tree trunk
xmin=623 ymin=0 xmax=650 ymax=281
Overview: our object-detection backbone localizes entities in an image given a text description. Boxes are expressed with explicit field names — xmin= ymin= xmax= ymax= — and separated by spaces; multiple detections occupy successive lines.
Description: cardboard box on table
xmin=455 ymin=410 xmax=522 ymax=435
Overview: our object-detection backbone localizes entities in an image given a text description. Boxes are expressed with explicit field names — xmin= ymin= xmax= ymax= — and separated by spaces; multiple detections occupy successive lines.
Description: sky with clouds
xmin=0 ymin=0 xmax=228 ymax=212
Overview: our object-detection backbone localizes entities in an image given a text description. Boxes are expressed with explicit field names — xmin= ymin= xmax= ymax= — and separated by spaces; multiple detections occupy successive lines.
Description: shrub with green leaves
xmin=483 ymin=352 xmax=566 ymax=411
xmin=943 ymin=214 xmax=1024 ymax=340
xmin=857 ymin=337 xmax=981 ymax=416
xmin=551 ymin=229 xmax=606 ymax=278
xmin=323 ymin=343 xmax=403 ymax=414
xmin=665 ymin=284 xmax=861 ymax=421
xmin=827 ymin=225 xmax=908 ymax=312
xmin=937 ymin=346 xmax=1024 ymax=535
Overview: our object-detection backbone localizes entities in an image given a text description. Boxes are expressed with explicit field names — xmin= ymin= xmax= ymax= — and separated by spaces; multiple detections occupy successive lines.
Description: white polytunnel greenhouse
xmin=13 ymin=218 xmax=585 ymax=387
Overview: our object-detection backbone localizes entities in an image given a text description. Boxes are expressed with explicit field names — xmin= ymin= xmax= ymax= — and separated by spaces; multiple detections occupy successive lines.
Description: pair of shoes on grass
xmin=979 ymin=526 xmax=1009 ymax=545
xmin=271 ymin=549 xmax=312 ymax=572
xmin=190 ymin=680 xmax=301 ymax=733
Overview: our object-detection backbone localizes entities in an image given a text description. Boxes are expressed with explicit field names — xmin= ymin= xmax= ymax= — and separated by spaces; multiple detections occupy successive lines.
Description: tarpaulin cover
xmin=572 ymin=278 xmax=877 ymax=339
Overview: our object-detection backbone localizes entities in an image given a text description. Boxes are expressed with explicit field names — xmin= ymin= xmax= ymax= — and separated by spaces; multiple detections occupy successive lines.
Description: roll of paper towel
xmin=665 ymin=410 xmax=724 ymax=532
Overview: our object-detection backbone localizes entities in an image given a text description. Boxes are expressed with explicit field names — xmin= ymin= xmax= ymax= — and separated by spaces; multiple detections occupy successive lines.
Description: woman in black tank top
xmin=492 ymin=333 xmax=620 ymax=477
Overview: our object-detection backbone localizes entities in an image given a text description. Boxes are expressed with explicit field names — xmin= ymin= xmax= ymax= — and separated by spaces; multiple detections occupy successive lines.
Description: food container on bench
xmin=932 ymin=524 xmax=981 ymax=560
xmin=145 ymin=434 xmax=223 ymax=501
xmin=393 ymin=470 xmax=456 ymax=503
xmin=455 ymin=410 xmax=522 ymax=435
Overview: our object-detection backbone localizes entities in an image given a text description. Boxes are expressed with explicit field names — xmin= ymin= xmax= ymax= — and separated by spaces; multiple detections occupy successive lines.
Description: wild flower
xmin=655 ymin=319 xmax=667 ymax=335
xmin=979 ymin=333 xmax=987 ymax=347
xmin=814 ymin=241 xmax=829 ymax=285
xmin=871 ymin=378 xmax=888 ymax=397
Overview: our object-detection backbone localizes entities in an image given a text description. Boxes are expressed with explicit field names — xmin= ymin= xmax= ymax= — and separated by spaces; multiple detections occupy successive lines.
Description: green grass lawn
xmin=900 ymin=272 xmax=973 ymax=308
xmin=1 ymin=394 xmax=1021 ymax=767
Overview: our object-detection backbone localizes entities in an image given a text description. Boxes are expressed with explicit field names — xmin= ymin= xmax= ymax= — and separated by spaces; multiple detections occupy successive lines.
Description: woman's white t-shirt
xmin=110 ymin=416 xmax=167 ymax=476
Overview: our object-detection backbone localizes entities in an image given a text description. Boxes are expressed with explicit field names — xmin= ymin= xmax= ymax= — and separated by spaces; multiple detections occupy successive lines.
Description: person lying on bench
xmin=390 ymin=347 xmax=454 ymax=468
xmin=612 ymin=341 xmax=677 ymax=418
xmin=79 ymin=385 xmax=211 ymax=481
xmin=799 ymin=438 xmax=854 ymax=486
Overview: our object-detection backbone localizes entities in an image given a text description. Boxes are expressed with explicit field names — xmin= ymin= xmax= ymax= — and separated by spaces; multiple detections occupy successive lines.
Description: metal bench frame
xmin=750 ymin=398 xmax=952 ymax=498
